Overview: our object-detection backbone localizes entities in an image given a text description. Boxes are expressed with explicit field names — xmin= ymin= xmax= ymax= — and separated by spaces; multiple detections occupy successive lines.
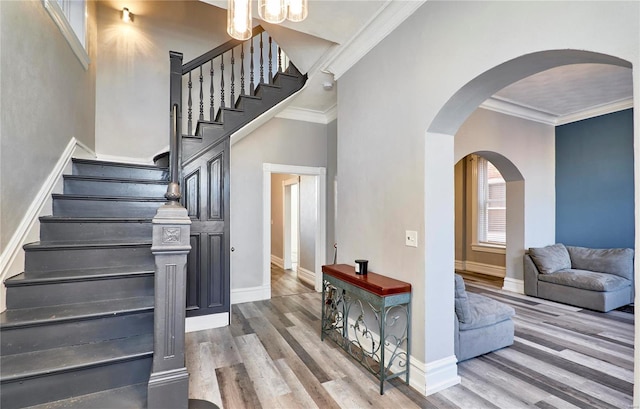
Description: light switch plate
xmin=406 ymin=230 xmax=418 ymax=247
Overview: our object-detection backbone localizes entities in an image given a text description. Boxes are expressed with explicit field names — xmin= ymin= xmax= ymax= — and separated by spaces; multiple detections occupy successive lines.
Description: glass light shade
xmin=227 ymin=0 xmax=252 ymax=40
xmin=258 ymin=0 xmax=286 ymax=24
xmin=287 ymin=0 xmax=308 ymax=22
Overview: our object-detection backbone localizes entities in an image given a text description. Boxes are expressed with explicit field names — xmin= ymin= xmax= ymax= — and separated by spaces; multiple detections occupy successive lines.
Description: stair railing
xmin=170 ymin=26 xmax=291 ymax=137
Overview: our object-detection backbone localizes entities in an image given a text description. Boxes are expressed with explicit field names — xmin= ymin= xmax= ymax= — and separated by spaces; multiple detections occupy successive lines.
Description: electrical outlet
xmin=405 ymin=230 xmax=418 ymax=247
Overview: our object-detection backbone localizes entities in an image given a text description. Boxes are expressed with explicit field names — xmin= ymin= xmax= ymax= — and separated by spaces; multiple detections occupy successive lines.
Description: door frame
xmin=282 ymin=176 xmax=300 ymax=270
xmin=263 ymin=163 xmax=326 ymax=293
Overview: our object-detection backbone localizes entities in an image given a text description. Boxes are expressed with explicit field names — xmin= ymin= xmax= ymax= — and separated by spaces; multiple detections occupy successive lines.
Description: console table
xmin=321 ymin=264 xmax=412 ymax=394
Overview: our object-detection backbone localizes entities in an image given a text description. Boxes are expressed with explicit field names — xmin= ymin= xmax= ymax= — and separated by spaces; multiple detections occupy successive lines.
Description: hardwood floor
xmin=186 ymin=279 xmax=634 ymax=408
xmin=455 ymin=270 xmax=504 ymax=289
xmin=270 ymin=264 xmax=315 ymax=298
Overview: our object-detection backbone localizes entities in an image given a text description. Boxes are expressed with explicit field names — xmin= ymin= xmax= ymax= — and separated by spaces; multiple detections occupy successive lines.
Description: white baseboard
xmin=271 ymin=255 xmax=284 ymax=269
xmin=296 ymin=266 xmax=315 ymax=287
xmin=231 ymin=285 xmax=271 ymax=305
xmin=0 ymin=137 xmax=96 ymax=312
xmin=185 ymin=312 xmax=229 ymax=333
xmin=425 ymin=355 xmax=461 ymax=395
xmin=462 ymin=260 xmax=506 ymax=277
xmin=502 ymin=277 xmax=525 ymax=294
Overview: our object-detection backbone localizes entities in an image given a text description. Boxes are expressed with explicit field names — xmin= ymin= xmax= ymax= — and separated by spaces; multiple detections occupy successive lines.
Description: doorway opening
xmin=263 ymin=163 xmax=326 ymax=298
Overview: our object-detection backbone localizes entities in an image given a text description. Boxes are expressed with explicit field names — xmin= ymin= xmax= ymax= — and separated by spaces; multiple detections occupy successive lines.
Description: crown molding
xmin=276 ymin=104 xmax=337 ymax=124
xmin=322 ymin=1 xmax=425 ymax=80
xmin=480 ymin=96 xmax=634 ymax=126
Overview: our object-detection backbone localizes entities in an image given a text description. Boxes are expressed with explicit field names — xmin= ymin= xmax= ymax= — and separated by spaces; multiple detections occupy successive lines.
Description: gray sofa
xmin=524 ymin=243 xmax=634 ymax=312
xmin=454 ymin=274 xmax=515 ymax=362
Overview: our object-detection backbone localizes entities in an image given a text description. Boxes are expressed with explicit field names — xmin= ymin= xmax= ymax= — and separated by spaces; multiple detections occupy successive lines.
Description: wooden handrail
xmin=181 ymin=26 xmax=265 ymax=74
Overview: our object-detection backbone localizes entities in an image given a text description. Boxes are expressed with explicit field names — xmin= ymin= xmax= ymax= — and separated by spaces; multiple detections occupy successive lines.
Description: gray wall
xmin=94 ymin=0 xmax=231 ymax=160
xmin=298 ymin=175 xmax=316 ymax=272
xmin=0 ymin=0 xmax=97 ymax=249
xmin=336 ymin=0 xmax=637 ymax=370
xmin=231 ymin=117 xmax=329 ymax=289
xmin=270 ymin=173 xmax=294 ymax=260
xmin=326 ymin=119 xmax=337 ymax=263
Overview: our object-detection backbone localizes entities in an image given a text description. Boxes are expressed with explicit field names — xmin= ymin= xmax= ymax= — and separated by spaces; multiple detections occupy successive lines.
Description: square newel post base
xmin=148 ymin=368 xmax=189 ymax=409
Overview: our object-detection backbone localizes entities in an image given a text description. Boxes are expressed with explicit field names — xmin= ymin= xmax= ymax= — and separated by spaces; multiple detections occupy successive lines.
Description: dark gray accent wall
xmin=555 ymin=109 xmax=634 ymax=249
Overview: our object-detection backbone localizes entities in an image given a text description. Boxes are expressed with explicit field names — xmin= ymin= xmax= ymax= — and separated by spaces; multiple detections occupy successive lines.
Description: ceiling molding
xmin=555 ymin=98 xmax=634 ymax=126
xmin=480 ymin=97 xmax=634 ymax=126
xmin=276 ymin=104 xmax=336 ymax=124
xmin=322 ymin=1 xmax=425 ymax=80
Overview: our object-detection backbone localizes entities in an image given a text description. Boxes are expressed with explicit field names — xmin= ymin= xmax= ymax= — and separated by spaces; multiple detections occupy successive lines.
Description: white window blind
xmin=477 ymin=157 xmax=506 ymax=245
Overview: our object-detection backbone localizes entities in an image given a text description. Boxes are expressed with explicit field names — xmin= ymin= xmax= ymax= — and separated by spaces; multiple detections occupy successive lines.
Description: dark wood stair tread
xmin=23 ymin=240 xmax=152 ymax=251
xmin=5 ymin=265 xmax=154 ymax=285
xmin=72 ymin=158 xmax=167 ymax=171
xmin=0 ymin=333 xmax=153 ymax=381
xmin=52 ymin=194 xmax=166 ymax=202
xmin=24 ymin=383 xmax=147 ymax=409
xmin=40 ymin=216 xmax=153 ymax=223
xmin=63 ymin=174 xmax=169 ymax=184
xmin=0 ymin=296 xmax=154 ymax=329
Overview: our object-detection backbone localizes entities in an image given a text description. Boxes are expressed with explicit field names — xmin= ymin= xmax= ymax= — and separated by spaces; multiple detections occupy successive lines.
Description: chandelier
xmin=227 ymin=0 xmax=308 ymax=40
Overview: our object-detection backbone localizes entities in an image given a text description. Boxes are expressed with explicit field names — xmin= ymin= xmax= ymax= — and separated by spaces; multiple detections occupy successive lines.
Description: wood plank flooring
xmin=186 ymin=278 xmax=634 ymax=408
xmin=271 ymin=264 xmax=315 ymax=298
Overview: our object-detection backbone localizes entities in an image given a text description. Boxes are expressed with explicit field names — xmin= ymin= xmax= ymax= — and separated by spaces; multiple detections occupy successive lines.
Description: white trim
xmin=42 ymin=0 xmax=89 ymax=70
xmin=425 ymin=355 xmax=461 ymax=396
xmin=277 ymin=107 xmax=329 ymax=124
xmin=322 ymin=1 xmax=425 ymax=80
xmin=95 ymin=153 xmax=156 ymax=166
xmin=263 ymin=163 xmax=326 ymax=294
xmin=231 ymin=285 xmax=271 ymax=304
xmin=556 ymin=98 xmax=634 ymax=125
xmin=271 ymin=255 xmax=284 ymax=269
xmin=480 ymin=96 xmax=634 ymax=126
xmin=230 ymin=85 xmax=308 ymax=147
xmin=454 ymin=260 xmax=465 ymax=271
xmin=502 ymin=277 xmax=525 ymax=294
xmin=296 ymin=266 xmax=315 ymax=287
xmin=185 ymin=312 xmax=229 ymax=332
xmin=0 ymin=138 xmax=96 ymax=312
xmin=463 ymin=261 xmax=506 ymax=278
xmin=471 ymin=243 xmax=506 ymax=254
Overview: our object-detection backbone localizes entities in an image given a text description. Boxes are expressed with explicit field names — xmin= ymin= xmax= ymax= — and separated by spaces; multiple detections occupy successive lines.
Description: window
xmin=476 ymin=156 xmax=506 ymax=247
xmin=42 ymin=0 xmax=89 ymax=69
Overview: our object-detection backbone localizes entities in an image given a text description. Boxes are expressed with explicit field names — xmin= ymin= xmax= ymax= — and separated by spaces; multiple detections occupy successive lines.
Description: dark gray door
xmin=182 ymin=136 xmax=230 ymax=317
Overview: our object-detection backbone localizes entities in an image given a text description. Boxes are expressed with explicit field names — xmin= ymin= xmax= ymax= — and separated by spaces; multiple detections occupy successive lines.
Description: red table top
xmin=321 ymin=264 xmax=411 ymax=297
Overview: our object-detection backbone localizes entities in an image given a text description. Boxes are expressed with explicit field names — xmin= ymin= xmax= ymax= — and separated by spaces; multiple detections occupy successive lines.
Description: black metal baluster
xmin=240 ymin=43 xmax=246 ymax=96
xmin=220 ymin=54 xmax=225 ymax=108
xmin=230 ymin=48 xmax=235 ymax=104
xmin=250 ymin=37 xmax=255 ymax=94
xmin=259 ymin=33 xmax=264 ymax=84
xmin=268 ymin=36 xmax=273 ymax=83
xmin=278 ymin=46 xmax=282 ymax=73
xmin=210 ymin=61 xmax=214 ymax=121
xmin=187 ymin=71 xmax=193 ymax=135
xmin=199 ymin=66 xmax=204 ymax=121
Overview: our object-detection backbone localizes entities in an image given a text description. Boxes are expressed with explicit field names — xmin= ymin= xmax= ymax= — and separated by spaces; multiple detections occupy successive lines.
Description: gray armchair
xmin=454 ymin=274 xmax=515 ymax=362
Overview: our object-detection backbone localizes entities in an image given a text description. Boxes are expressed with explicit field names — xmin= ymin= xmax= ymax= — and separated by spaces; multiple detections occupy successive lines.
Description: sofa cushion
xmin=538 ymin=268 xmax=631 ymax=292
xmin=529 ymin=243 xmax=571 ymax=274
xmin=566 ymin=246 xmax=634 ymax=280
xmin=458 ymin=293 xmax=515 ymax=331
xmin=454 ymin=274 xmax=472 ymax=323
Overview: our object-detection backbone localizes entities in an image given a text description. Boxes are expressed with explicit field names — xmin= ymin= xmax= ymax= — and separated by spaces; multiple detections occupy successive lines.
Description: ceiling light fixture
xmin=122 ymin=7 xmax=133 ymax=23
xmin=227 ymin=0 xmax=252 ymax=40
xmin=228 ymin=0 xmax=308 ymax=40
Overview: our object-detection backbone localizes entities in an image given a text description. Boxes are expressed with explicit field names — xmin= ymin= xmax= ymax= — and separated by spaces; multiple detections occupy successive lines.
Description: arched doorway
xmin=423 ymin=49 xmax=635 ymax=395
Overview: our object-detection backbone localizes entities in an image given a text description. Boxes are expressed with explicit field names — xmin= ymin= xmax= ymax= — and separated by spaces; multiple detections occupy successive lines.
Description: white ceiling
xmin=199 ymin=1 xmax=634 ymax=125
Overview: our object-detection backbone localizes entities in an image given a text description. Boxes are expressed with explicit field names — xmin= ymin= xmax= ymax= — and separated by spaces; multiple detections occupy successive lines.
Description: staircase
xmin=0 ymin=159 xmax=168 ymax=408
xmin=0 ymin=26 xmax=306 ymax=408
